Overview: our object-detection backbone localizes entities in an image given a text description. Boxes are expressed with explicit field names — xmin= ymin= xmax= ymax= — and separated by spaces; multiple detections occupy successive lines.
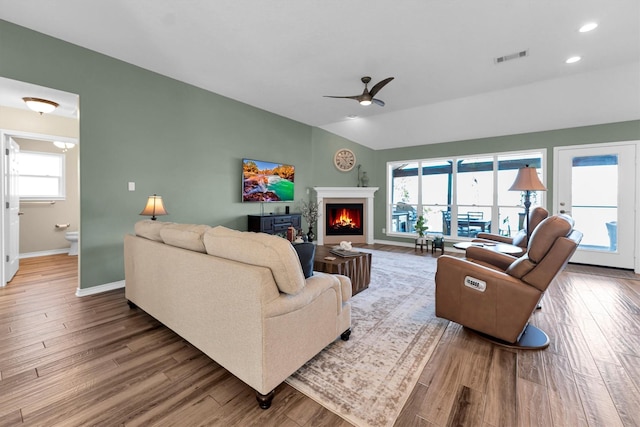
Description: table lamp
xmin=140 ymin=194 xmax=168 ymax=220
xmin=509 ymin=165 xmax=546 ymax=241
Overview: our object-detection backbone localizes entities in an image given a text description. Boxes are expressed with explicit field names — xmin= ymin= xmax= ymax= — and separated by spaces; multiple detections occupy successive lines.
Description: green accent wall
xmin=0 ymin=20 xmax=364 ymax=288
xmin=1 ymin=19 xmax=638 ymax=287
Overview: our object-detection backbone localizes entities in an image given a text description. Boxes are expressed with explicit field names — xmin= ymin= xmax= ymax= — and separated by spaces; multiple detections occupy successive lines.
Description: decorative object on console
xmin=139 ymin=194 xmax=168 ymax=221
xmin=333 ymin=148 xmax=356 ymax=172
xmin=357 ymin=164 xmax=369 ymax=187
xmin=509 ymin=165 xmax=546 ymax=242
xmin=298 ymin=199 xmax=321 ymax=242
xmin=242 ymin=158 xmax=295 ymax=202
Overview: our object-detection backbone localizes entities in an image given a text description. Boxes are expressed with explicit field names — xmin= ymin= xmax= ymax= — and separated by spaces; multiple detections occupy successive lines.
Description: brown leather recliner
xmin=473 ymin=207 xmax=549 ymax=257
xmin=435 ymin=214 xmax=582 ymax=348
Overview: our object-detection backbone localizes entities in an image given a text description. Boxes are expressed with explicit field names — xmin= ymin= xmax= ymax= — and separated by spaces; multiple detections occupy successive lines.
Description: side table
xmin=416 ymin=236 xmax=445 ymax=255
xmin=415 ymin=237 xmax=428 ymax=252
xmin=313 ymin=245 xmax=372 ymax=296
xmin=431 ymin=236 xmax=445 ymax=255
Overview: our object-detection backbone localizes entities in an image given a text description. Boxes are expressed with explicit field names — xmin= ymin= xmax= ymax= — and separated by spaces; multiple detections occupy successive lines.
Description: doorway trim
xmin=553 ymin=140 xmax=639 ymax=273
xmin=0 ymin=128 xmax=79 ymax=287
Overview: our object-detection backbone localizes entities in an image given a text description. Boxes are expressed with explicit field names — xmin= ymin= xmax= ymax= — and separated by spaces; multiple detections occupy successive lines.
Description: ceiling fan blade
xmin=372 ymin=98 xmax=385 ymax=107
xmin=369 ymin=77 xmax=394 ymax=97
xmin=323 ymin=95 xmax=361 ymax=100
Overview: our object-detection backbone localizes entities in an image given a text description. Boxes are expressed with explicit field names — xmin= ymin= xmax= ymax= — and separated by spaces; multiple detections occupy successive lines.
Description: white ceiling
xmin=1 ymin=0 xmax=639 ymax=149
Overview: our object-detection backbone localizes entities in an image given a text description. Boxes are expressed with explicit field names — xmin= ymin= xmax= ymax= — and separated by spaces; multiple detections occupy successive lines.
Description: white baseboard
xmin=20 ymin=248 xmax=70 ymax=259
xmin=373 ymin=238 xmax=416 ymax=248
xmin=76 ymin=280 xmax=125 ymax=297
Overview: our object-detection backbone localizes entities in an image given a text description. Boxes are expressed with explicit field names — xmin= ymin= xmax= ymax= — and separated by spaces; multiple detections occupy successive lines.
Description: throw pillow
xmin=293 ymin=242 xmax=315 ymax=278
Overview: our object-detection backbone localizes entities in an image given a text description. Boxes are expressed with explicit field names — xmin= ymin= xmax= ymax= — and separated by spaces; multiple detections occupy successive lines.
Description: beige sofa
xmin=124 ymin=221 xmax=352 ymax=409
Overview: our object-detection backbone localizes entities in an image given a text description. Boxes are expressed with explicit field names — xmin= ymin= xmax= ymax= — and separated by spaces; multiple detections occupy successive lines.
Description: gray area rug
xmin=286 ymin=249 xmax=448 ymax=427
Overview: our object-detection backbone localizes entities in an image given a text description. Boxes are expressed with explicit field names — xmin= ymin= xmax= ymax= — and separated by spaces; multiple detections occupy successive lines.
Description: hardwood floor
xmin=1 ymin=250 xmax=638 ymax=426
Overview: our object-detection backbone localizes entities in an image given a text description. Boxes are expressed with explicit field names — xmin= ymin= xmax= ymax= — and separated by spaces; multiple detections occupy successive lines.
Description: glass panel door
xmin=555 ymin=144 xmax=636 ymax=268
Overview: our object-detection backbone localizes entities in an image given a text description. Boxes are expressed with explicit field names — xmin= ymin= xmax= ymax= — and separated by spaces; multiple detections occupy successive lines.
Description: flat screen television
xmin=242 ymin=158 xmax=295 ymax=202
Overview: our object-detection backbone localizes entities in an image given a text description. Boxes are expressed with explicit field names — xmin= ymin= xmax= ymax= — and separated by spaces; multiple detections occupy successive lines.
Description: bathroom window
xmin=18 ymin=151 xmax=66 ymax=200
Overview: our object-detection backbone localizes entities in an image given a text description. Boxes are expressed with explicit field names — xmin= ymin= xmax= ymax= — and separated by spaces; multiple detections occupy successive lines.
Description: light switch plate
xmin=128 ymin=182 xmax=135 ymax=191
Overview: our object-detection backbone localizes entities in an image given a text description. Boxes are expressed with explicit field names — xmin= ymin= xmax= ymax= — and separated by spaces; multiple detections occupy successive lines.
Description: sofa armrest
xmin=334 ymin=274 xmax=352 ymax=302
xmin=475 ymin=233 xmax=513 ymax=244
xmin=264 ymin=272 xmax=344 ymax=318
xmin=464 ymin=246 xmax=517 ymax=271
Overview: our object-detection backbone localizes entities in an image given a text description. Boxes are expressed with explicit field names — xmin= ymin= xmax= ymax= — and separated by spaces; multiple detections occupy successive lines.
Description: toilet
xmin=65 ymin=231 xmax=79 ymax=256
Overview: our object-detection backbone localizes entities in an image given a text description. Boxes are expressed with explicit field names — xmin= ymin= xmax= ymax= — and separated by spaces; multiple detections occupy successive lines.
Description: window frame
xmin=386 ymin=149 xmax=547 ymax=240
xmin=18 ymin=150 xmax=67 ymax=201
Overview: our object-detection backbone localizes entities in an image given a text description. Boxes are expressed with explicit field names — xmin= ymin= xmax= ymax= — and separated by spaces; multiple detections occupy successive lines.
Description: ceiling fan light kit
xmin=324 ymin=76 xmax=394 ymax=107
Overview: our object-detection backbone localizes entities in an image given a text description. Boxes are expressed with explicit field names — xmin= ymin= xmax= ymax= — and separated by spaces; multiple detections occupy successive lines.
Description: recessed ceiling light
xmin=565 ymin=56 xmax=582 ymax=64
xmin=579 ymin=22 xmax=598 ymax=33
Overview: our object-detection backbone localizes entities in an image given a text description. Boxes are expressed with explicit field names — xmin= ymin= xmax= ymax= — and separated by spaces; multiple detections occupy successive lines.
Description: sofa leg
xmin=255 ymin=389 xmax=275 ymax=409
xmin=127 ymin=300 xmax=137 ymax=309
xmin=340 ymin=328 xmax=351 ymax=341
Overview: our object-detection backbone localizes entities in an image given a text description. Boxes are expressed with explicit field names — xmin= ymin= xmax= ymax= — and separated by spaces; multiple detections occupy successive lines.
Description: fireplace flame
xmin=332 ymin=208 xmax=359 ymax=229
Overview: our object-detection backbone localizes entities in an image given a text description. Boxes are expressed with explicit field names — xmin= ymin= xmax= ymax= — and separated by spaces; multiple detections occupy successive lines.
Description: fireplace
xmin=313 ymin=187 xmax=378 ymax=245
xmin=326 ymin=203 xmax=364 ymax=236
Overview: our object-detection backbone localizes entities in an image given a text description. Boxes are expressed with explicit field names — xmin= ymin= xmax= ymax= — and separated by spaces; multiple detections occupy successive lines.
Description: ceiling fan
xmin=324 ymin=76 xmax=394 ymax=107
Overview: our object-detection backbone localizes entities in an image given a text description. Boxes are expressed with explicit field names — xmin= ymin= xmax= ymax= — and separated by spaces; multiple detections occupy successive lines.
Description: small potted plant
xmin=415 ymin=215 xmax=428 ymax=239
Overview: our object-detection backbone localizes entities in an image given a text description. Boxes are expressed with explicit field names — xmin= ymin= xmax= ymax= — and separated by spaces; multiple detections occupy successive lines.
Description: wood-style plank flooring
xmin=1 ymin=249 xmax=639 ymax=426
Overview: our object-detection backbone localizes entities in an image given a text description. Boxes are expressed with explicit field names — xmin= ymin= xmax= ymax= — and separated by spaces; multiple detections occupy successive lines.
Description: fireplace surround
xmin=313 ymin=187 xmax=378 ymax=245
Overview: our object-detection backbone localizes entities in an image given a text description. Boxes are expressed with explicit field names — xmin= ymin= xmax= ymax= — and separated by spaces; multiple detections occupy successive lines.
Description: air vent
xmin=494 ymin=50 xmax=529 ymax=64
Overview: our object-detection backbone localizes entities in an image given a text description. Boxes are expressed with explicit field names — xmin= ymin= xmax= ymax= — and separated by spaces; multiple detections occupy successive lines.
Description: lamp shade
xmin=509 ymin=166 xmax=547 ymax=191
xmin=22 ymin=97 xmax=59 ymax=114
xmin=140 ymin=194 xmax=168 ymax=220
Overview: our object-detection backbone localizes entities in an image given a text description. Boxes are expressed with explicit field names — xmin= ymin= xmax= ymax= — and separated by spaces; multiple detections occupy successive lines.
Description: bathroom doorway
xmin=0 ymin=76 xmax=80 ymax=286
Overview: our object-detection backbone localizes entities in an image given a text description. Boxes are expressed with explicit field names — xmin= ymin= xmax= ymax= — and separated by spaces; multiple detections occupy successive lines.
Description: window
xmin=387 ymin=150 xmax=545 ymax=239
xmin=18 ymin=151 xmax=66 ymax=200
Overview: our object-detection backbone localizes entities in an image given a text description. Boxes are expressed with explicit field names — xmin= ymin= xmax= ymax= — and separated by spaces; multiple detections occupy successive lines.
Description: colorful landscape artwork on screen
xmin=242 ymin=159 xmax=295 ymax=202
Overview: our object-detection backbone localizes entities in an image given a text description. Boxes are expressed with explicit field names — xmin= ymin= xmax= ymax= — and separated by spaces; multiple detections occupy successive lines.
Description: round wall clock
xmin=334 ymin=148 xmax=356 ymax=172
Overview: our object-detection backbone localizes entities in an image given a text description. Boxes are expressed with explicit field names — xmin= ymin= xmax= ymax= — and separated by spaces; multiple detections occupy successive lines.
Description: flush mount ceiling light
xmin=565 ymin=56 xmax=582 ymax=64
xmin=53 ymin=141 xmax=75 ymax=152
xmin=579 ymin=22 xmax=598 ymax=32
xmin=22 ymin=97 xmax=59 ymax=114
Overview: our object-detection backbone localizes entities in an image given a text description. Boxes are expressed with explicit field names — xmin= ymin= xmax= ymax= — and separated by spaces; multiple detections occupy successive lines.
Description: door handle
xmin=18 ymin=212 xmax=24 ymax=216
xmin=559 ymin=210 xmax=571 ymax=214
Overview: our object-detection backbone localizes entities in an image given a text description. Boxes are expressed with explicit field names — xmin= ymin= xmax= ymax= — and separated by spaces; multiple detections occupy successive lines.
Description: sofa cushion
xmin=293 ymin=242 xmax=315 ymax=278
xmin=160 ymin=223 xmax=211 ymax=253
xmin=134 ymin=220 xmax=173 ymax=242
xmin=204 ymin=226 xmax=306 ymax=295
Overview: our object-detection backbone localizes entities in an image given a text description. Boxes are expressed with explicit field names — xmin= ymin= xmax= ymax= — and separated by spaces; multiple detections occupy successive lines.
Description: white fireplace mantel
xmin=313 ymin=187 xmax=378 ymax=245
